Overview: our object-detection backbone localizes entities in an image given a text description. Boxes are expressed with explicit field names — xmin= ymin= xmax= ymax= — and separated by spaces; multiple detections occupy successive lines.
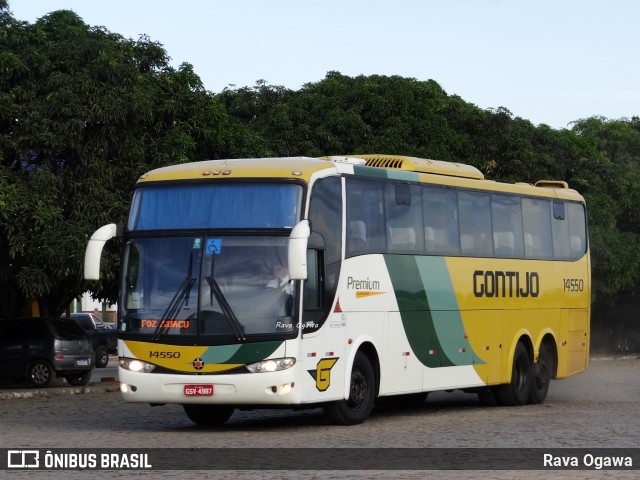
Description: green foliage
xmin=2 ymin=5 xmax=640 ymax=350
xmin=0 ymin=10 xmax=261 ymax=316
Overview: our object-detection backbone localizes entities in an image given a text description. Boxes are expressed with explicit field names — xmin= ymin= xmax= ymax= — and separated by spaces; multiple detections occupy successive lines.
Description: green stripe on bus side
xmin=384 ymin=255 xmax=450 ymax=368
xmin=353 ymin=165 xmax=389 ymax=178
xmin=384 ymin=255 xmax=483 ymax=368
xmin=415 ymin=256 xmax=484 ymax=366
xmin=352 ymin=165 xmax=421 ymax=183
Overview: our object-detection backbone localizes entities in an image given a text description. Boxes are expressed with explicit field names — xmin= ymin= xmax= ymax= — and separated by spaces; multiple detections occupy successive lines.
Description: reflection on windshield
xmin=121 ymin=236 xmax=297 ymax=338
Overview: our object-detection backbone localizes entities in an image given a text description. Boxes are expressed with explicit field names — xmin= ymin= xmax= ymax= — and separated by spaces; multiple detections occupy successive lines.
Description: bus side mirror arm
xmin=288 ymin=220 xmax=310 ymax=280
xmin=84 ymin=223 xmax=122 ymax=280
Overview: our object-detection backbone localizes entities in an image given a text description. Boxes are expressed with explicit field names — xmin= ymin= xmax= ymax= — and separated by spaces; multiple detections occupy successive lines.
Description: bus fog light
xmin=279 ymin=382 xmax=294 ymax=394
xmin=246 ymin=357 xmax=296 ymax=373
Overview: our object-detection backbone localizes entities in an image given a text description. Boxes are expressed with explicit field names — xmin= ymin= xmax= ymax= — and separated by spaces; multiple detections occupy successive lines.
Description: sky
xmin=8 ymin=0 xmax=640 ymax=130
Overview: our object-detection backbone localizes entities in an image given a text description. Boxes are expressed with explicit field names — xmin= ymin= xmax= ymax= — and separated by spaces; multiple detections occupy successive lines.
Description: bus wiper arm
xmin=152 ymin=275 xmax=195 ymax=342
xmin=206 ymin=276 xmax=246 ymax=341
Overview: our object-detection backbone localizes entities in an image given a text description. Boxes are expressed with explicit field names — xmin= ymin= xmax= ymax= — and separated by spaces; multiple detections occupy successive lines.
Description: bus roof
xmin=136 ymin=155 xmax=584 ymax=202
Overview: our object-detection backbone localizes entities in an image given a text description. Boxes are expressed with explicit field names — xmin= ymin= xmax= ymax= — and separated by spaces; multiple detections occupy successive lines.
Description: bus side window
xmin=551 ymin=201 xmax=571 ymax=259
xmin=385 ymin=183 xmax=424 ymax=253
xmin=423 ymin=186 xmax=460 ymax=255
xmin=491 ymin=194 xmax=524 ymax=258
xmin=567 ymin=202 xmax=587 ymax=259
xmin=348 ymin=220 xmax=367 ymax=252
xmin=522 ymin=198 xmax=553 ymax=259
xmin=458 ymin=191 xmax=492 ymax=257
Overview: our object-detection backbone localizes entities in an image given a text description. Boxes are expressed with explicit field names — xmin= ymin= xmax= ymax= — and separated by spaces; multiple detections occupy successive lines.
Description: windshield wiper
xmin=152 ymin=253 xmax=196 ymax=341
xmin=205 ymin=253 xmax=245 ymax=341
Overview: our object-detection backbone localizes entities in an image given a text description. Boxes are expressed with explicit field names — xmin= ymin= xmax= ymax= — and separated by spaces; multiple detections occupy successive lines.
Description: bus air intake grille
xmin=365 ymin=158 xmax=404 ymax=169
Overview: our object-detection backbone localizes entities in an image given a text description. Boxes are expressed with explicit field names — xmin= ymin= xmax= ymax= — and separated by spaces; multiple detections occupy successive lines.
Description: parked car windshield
xmin=52 ymin=319 xmax=87 ymax=340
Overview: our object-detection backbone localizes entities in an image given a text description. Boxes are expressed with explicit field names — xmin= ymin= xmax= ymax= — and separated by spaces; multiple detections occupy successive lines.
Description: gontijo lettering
xmin=473 ymin=270 xmax=540 ymax=298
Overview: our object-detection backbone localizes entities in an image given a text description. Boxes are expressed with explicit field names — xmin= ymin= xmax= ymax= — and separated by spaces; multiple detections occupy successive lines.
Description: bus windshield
xmin=120 ymin=236 xmax=297 ymax=338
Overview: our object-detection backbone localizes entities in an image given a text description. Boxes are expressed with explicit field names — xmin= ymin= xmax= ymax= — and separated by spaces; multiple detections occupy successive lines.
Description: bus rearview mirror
xmin=288 ymin=220 xmax=310 ymax=280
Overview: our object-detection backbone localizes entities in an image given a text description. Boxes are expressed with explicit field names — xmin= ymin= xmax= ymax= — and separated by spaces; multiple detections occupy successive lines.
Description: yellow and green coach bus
xmin=84 ymin=154 xmax=590 ymax=425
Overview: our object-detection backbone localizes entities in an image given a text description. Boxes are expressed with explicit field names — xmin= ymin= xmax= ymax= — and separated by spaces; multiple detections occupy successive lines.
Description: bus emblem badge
xmin=308 ymin=358 xmax=339 ymax=392
xmin=192 ymin=358 xmax=205 ymax=370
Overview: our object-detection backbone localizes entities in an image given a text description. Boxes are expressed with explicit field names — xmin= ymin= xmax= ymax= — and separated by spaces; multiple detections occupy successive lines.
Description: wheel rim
xmin=347 ymin=368 xmax=368 ymax=410
xmin=31 ymin=364 xmax=50 ymax=385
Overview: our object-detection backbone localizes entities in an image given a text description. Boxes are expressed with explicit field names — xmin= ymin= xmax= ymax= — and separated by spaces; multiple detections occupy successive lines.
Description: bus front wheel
xmin=496 ymin=342 xmax=531 ymax=406
xmin=323 ymin=351 xmax=375 ymax=425
xmin=183 ymin=404 xmax=234 ymax=426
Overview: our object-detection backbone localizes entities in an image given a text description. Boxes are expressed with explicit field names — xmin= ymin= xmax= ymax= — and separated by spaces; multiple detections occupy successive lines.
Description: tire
xmin=65 ymin=371 xmax=92 ymax=386
xmin=528 ymin=343 xmax=554 ymax=404
xmin=28 ymin=360 xmax=54 ymax=387
xmin=183 ymin=405 xmax=234 ymax=426
xmin=496 ymin=342 xmax=531 ymax=406
xmin=94 ymin=345 xmax=109 ymax=368
xmin=323 ymin=351 xmax=376 ymax=425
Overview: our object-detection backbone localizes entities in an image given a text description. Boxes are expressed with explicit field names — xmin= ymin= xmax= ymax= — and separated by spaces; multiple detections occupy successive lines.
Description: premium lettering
xmin=347 ymin=276 xmax=380 ymax=290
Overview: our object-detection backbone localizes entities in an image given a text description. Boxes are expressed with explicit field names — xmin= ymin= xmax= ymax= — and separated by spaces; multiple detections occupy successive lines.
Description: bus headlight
xmin=119 ymin=357 xmax=156 ymax=373
xmin=246 ymin=357 xmax=296 ymax=373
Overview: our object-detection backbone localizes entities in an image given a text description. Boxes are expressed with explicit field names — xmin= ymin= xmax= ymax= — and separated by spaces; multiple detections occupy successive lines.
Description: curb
xmin=0 ymin=378 xmax=120 ymax=400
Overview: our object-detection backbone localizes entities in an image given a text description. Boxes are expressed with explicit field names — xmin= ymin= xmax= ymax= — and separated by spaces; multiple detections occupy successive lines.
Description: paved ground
xmin=1 ymin=355 xmax=639 ymax=479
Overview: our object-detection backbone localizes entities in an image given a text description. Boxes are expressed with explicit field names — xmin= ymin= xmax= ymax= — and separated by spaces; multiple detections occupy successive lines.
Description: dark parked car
xmin=65 ymin=313 xmax=118 ymax=368
xmin=0 ymin=317 xmax=93 ymax=387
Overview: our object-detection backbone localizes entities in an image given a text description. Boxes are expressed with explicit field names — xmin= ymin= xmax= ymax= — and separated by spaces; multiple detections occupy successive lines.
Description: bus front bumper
xmin=118 ymin=367 xmax=300 ymax=405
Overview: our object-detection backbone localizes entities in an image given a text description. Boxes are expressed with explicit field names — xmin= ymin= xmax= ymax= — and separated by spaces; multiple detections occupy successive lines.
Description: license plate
xmin=184 ymin=385 xmax=214 ymax=396
xmin=76 ymin=358 xmax=90 ymax=366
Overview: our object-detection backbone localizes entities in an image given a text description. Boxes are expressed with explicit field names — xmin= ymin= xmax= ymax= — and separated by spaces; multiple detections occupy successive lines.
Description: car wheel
xmin=28 ymin=360 xmax=54 ymax=387
xmin=65 ymin=371 xmax=92 ymax=386
xmin=95 ymin=345 xmax=109 ymax=368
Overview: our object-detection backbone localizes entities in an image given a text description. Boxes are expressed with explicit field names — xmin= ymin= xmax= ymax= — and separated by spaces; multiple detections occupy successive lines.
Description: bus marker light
xmin=348 ymin=338 xmax=353 ymax=345
xmin=429 ymin=349 xmax=438 ymax=355
xmin=459 ymin=348 xmax=466 ymax=353
xmin=402 ymin=352 xmax=410 ymax=356
xmin=465 ymin=332 xmax=469 ymax=338
xmin=307 ymin=352 xmax=316 ymax=357
xmin=334 ymin=300 xmax=342 ymax=312
xmin=326 ymin=352 xmax=334 ymax=357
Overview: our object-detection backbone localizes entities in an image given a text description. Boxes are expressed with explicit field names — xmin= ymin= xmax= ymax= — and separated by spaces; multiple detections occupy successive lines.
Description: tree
xmin=0 ymin=10 xmax=258 ymax=316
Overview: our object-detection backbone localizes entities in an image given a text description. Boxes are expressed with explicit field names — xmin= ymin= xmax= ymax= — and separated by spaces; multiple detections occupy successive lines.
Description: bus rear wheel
xmin=323 ymin=351 xmax=375 ymax=425
xmin=528 ymin=343 xmax=553 ymax=404
xmin=183 ymin=405 xmax=234 ymax=426
xmin=496 ymin=342 xmax=531 ymax=406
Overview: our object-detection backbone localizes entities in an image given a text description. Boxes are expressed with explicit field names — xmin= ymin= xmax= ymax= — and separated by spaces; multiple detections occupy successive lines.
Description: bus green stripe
xmin=415 ymin=256 xmax=484 ymax=366
xmin=384 ymin=255 xmax=483 ymax=368
xmin=203 ymin=341 xmax=283 ymax=365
